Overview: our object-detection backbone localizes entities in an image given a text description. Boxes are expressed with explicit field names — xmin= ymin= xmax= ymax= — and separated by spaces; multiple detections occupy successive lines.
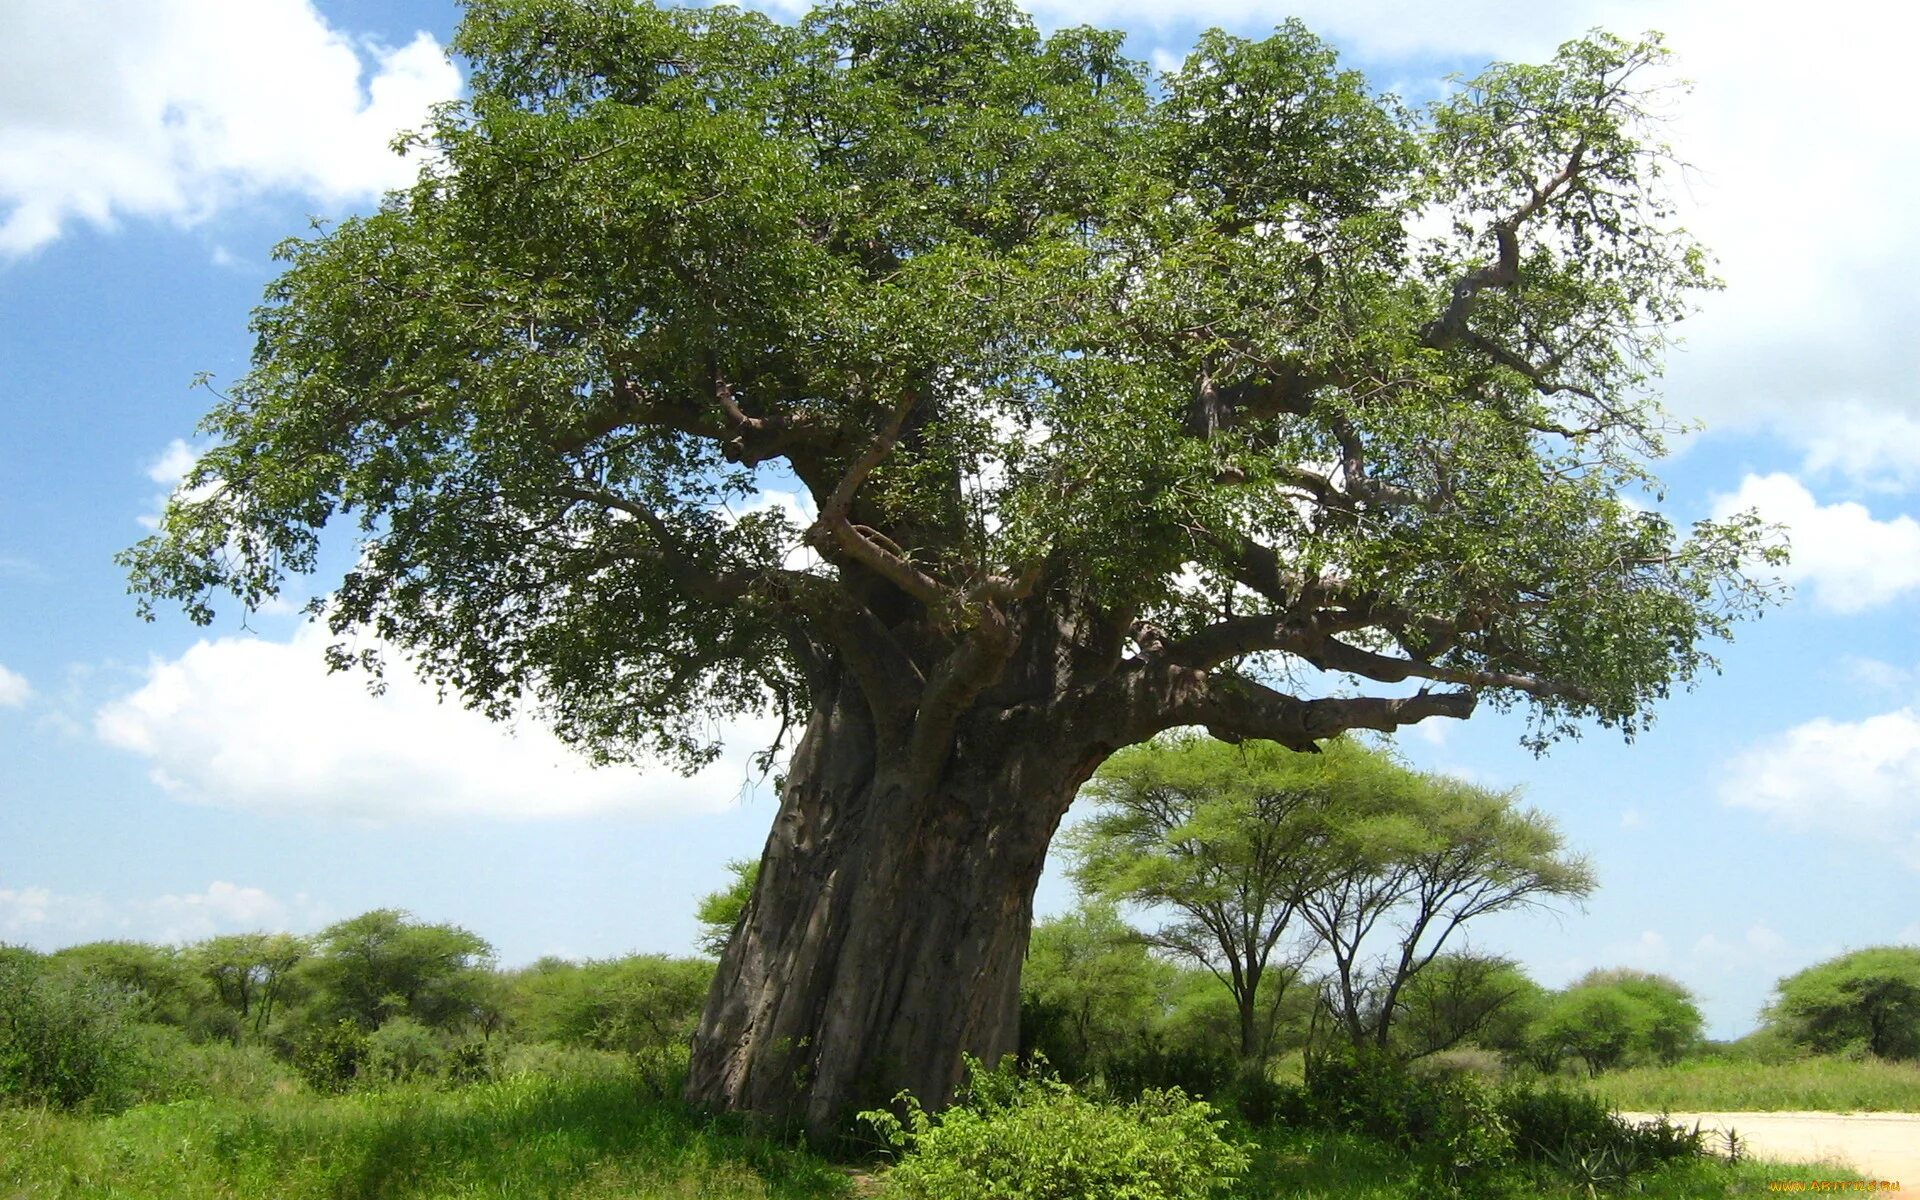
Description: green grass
xmin=1234 ymin=1125 xmax=1863 ymax=1199
xmin=0 ymin=1065 xmax=852 ymax=1200
xmin=3 ymin=1057 xmax=1887 ymax=1200
xmin=1582 ymin=1054 xmax=1920 ymax=1113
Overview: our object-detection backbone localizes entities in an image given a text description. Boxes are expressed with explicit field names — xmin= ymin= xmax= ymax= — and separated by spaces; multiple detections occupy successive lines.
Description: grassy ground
xmin=1 ymin=1060 xmax=1877 ymax=1200
xmin=1582 ymin=1054 xmax=1920 ymax=1113
xmin=0 ymin=1068 xmax=851 ymax=1200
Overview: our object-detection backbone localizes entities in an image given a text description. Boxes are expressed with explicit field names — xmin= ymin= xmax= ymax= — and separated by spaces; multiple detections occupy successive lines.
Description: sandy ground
xmin=1620 ymin=1112 xmax=1920 ymax=1197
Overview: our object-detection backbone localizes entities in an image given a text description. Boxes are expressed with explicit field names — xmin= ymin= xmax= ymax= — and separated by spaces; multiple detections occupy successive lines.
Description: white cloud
xmin=0 ymin=0 xmax=460 ymax=256
xmin=1711 ymin=473 xmax=1920 ymax=613
xmin=137 ymin=437 xmax=210 ymax=531
xmin=1722 ymin=707 xmax=1920 ymax=866
xmin=1842 ymin=656 xmax=1917 ymax=695
xmin=0 ymin=663 xmax=29 ymax=708
xmin=0 ymin=881 xmax=304 ymax=946
xmin=146 ymin=439 xmax=199 ymax=488
xmin=1619 ymin=807 xmax=1646 ymax=830
xmin=95 ymin=622 xmax=775 ymax=821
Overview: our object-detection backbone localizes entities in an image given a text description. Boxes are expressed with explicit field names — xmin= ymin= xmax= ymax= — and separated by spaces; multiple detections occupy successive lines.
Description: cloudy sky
xmin=2 ymin=0 xmax=1915 ymax=1037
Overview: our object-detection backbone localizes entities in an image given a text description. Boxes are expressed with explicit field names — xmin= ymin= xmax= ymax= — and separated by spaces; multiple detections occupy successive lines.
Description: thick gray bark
xmin=684 ymin=671 xmax=1096 ymax=1139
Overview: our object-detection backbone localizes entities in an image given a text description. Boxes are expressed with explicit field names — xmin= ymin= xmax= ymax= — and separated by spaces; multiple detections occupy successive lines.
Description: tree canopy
xmin=1768 ymin=946 xmax=1920 ymax=1061
xmin=1069 ymin=734 xmax=1591 ymax=1055
xmin=126 ymin=0 xmax=1773 ymax=766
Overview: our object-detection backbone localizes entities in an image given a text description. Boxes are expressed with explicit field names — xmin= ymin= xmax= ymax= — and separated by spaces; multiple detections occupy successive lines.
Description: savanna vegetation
xmin=5 ymin=737 xmax=1907 ymax=1196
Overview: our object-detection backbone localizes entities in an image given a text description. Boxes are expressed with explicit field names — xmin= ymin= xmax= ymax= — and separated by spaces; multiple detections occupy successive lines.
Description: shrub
xmin=1302 ymin=1045 xmax=1514 ymax=1196
xmin=122 ymin=1023 xmax=298 ymax=1104
xmin=862 ymin=1059 xmax=1249 ymax=1200
xmin=0 ymin=950 xmax=142 ymax=1111
xmin=1499 ymin=1078 xmax=1704 ymax=1191
xmin=364 ymin=1016 xmax=446 ymax=1084
xmin=290 ymin=1019 xmax=369 ymax=1093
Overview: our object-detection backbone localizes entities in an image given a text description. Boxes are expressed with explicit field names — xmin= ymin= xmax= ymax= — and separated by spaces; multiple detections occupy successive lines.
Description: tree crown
xmin=123 ymin=0 xmax=1779 ymax=769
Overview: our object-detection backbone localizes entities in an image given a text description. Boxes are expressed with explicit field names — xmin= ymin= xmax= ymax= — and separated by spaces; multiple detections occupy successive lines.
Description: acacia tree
xmin=1066 ymin=734 xmax=1365 ymax=1061
xmin=1768 ymin=947 xmax=1920 ymax=1060
xmin=1303 ymin=768 xmax=1593 ymax=1049
xmin=124 ymin=0 xmax=1775 ymax=1134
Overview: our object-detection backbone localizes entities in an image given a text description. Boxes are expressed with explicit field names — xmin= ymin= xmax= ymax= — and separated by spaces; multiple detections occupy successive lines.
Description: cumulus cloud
xmin=0 ymin=663 xmax=29 ymax=708
xmin=137 ymin=437 xmax=210 ymax=531
xmin=1712 ymin=473 xmax=1920 ymax=613
xmin=1722 ymin=707 xmax=1920 ymax=867
xmin=0 ymin=881 xmax=300 ymax=946
xmin=0 ymin=0 xmax=460 ymax=256
xmin=95 ymin=622 xmax=776 ymax=821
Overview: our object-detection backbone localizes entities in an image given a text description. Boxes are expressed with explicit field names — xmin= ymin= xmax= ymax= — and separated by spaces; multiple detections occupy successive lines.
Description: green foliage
xmin=1017 ymin=903 xmax=1172 ymax=1082
xmin=124 ymin=0 xmax=1777 ymax=788
xmin=191 ymin=933 xmax=307 ymax=1039
xmin=290 ymin=1019 xmax=370 ymax=1095
xmin=1531 ymin=969 xmax=1702 ymax=1074
xmin=0 ymin=950 xmax=141 ymax=1112
xmin=861 ymin=1059 xmax=1249 ymax=1200
xmin=695 ymin=860 xmax=760 ymax=957
xmin=509 ymin=954 xmax=712 ymax=1055
xmin=1394 ymin=954 xmax=1544 ymax=1061
xmin=1768 ymin=945 xmax=1920 ymax=1060
xmin=0 ymin=1057 xmax=854 ymax=1199
xmin=300 ymin=909 xmax=496 ymax=1033
xmin=1300 ymin=1046 xmax=1513 ymax=1196
xmin=1498 ymin=1082 xmax=1703 ymax=1193
xmin=46 ymin=942 xmax=204 ymax=1030
xmin=364 ymin=1016 xmax=449 ymax=1085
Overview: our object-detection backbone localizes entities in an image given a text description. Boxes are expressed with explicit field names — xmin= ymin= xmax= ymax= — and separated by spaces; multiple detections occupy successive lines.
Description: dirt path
xmin=1621 ymin=1112 xmax=1920 ymax=1196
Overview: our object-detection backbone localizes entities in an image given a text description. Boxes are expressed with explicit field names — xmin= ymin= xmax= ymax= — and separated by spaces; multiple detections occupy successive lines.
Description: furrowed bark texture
xmin=686 ymin=672 xmax=1097 ymax=1138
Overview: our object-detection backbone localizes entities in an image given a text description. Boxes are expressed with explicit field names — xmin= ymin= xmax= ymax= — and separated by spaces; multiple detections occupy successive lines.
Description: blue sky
xmin=2 ymin=0 xmax=1916 ymax=1040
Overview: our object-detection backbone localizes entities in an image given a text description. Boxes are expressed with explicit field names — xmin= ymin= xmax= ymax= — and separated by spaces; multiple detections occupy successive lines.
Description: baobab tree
xmin=125 ymin=0 xmax=1777 ymax=1136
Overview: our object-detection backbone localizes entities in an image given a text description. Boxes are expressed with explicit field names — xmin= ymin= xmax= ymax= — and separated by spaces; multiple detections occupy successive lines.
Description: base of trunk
xmin=685 ymin=683 xmax=1093 ymax=1139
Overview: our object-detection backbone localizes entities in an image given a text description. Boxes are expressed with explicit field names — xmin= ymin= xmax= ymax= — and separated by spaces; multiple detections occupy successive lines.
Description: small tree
xmin=193 ymin=932 xmax=308 ymax=1038
xmin=1532 ymin=969 xmax=1702 ymax=1074
xmin=1017 ymin=903 xmax=1172 ymax=1081
xmin=1067 ymin=735 xmax=1358 ymax=1062
xmin=1392 ymin=952 xmax=1544 ymax=1060
xmin=694 ymin=860 xmax=761 ymax=958
xmin=1299 ymin=767 xmax=1594 ymax=1050
xmin=1071 ymin=736 xmax=1591 ymax=1058
xmin=1769 ymin=947 xmax=1920 ymax=1061
xmin=300 ymin=910 xmax=495 ymax=1033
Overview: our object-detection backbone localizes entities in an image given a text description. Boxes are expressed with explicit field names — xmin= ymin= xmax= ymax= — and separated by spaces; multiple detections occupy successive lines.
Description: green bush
xmin=507 ymin=954 xmax=711 ymax=1055
xmin=862 ymin=1060 xmax=1248 ymax=1200
xmin=0 ymin=950 xmax=142 ymax=1111
xmin=289 ymin=1019 xmax=369 ymax=1093
xmin=1302 ymin=1046 xmax=1515 ymax=1196
xmin=363 ymin=1016 xmax=446 ymax=1084
xmin=122 ymin=1023 xmax=298 ymax=1105
xmin=1499 ymin=1078 xmax=1704 ymax=1192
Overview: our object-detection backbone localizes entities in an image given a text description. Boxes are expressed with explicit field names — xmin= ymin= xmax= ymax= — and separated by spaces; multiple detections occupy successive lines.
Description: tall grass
xmin=0 ymin=1060 xmax=851 ymax=1199
xmin=1583 ymin=1055 xmax=1920 ymax=1113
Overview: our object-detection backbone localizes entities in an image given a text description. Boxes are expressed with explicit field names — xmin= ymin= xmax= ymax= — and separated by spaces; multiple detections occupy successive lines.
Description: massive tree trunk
xmin=685 ymin=668 xmax=1105 ymax=1139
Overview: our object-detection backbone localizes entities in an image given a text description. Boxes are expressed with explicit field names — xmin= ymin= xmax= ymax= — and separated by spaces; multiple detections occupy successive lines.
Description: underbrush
xmin=1583 ymin=1053 xmax=1920 ymax=1112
